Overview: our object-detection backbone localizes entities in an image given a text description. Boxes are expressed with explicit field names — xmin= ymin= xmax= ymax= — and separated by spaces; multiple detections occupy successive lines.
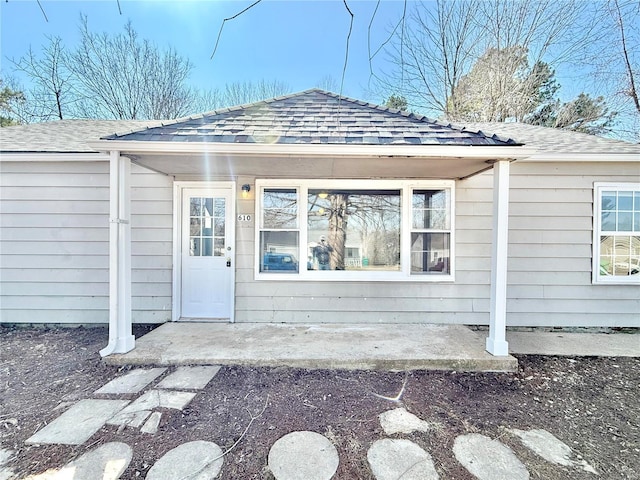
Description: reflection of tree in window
xmin=308 ymin=190 xmax=401 ymax=270
xmin=263 ymin=189 xmax=297 ymax=228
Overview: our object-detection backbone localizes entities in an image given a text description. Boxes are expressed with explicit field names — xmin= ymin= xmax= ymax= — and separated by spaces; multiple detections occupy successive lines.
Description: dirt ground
xmin=1 ymin=325 xmax=638 ymax=479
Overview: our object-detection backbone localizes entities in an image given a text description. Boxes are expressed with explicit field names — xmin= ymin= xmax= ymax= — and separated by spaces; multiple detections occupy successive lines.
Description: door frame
xmin=172 ymin=181 xmax=236 ymax=322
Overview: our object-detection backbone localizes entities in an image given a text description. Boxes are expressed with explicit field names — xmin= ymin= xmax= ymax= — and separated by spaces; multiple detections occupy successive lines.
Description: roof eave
xmin=88 ymin=140 xmax=533 ymax=160
xmin=0 ymin=152 xmax=108 ymax=162
xmin=520 ymin=153 xmax=640 ymax=162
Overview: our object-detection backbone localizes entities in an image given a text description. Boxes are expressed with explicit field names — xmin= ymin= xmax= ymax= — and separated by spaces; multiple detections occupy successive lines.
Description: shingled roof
xmin=102 ymin=89 xmax=520 ymax=146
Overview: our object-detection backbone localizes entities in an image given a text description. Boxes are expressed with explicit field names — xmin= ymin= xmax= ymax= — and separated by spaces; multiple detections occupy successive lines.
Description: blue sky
xmin=1 ymin=0 xmax=406 ymax=103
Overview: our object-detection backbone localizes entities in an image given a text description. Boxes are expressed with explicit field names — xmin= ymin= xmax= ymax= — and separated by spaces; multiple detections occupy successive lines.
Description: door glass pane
xmin=190 ymin=197 xmax=202 ymax=216
xmin=214 ymin=238 xmax=225 ymax=256
xmin=190 ymin=237 xmax=201 ymax=256
xmin=203 ymin=198 xmax=213 ymax=217
xmin=189 ymin=196 xmax=225 ymax=256
xmin=190 ymin=217 xmax=202 ymax=236
xmin=202 ymin=237 xmax=213 ymax=256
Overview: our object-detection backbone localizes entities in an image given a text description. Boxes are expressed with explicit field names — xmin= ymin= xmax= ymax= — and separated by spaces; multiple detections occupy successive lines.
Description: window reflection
xmin=307 ymin=189 xmax=401 ymax=271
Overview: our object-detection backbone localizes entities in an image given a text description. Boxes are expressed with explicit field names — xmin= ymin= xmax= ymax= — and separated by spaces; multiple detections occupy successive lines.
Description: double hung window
xmin=256 ymin=180 xmax=454 ymax=281
xmin=593 ymin=183 xmax=640 ymax=284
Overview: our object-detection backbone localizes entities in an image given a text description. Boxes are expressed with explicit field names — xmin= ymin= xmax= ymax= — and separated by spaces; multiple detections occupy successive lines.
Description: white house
xmin=1 ymin=90 xmax=638 ymax=356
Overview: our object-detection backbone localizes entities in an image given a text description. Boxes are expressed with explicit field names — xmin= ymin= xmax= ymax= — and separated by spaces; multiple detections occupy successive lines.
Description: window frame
xmin=592 ymin=182 xmax=640 ymax=285
xmin=255 ymin=179 xmax=455 ymax=282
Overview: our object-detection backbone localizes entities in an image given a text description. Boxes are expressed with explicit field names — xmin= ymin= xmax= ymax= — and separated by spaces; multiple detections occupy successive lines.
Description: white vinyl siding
xmin=234 ymin=162 xmax=639 ymax=327
xmin=505 ymin=163 xmax=640 ymax=326
xmin=0 ymin=160 xmax=173 ymax=324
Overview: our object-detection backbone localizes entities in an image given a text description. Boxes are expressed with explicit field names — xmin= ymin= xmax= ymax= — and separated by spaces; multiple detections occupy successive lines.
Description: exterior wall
xmin=506 ymin=161 xmax=639 ymax=327
xmin=0 ymin=160 xmax=173 ymax=324
xmin=234 ymin=162 xmax=640 ymax=327
xmin=2 ymin=158 xmax=637 ymax=328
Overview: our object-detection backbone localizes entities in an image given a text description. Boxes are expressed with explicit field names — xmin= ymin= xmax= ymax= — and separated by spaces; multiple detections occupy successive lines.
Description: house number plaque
xmin=237 ymin=214 xmax=252 ymax=222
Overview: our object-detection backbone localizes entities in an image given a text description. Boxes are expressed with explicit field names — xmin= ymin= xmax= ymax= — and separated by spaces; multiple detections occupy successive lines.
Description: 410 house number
xmin=237 ymin=214 xmax=252 ymax=222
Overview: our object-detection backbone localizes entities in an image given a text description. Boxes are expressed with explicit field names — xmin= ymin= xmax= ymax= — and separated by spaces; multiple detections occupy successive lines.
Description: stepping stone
xmin=367 ymin=438 xmax=439 ymax=480
xmin=141 ymin=412 xmax=163 ymax=434
xmin=0 ymin=448 xmax=12 ymax=465
xmin=511 ymin=428 xmax=597 ymax=474
xmin=378 ymin=408 xmax=433 ymax=435
xmin=95 ymin=367 xmax=167 ymax=394
xmin=146 ymin=440 xmax=223 ymax=480
xmin=26 ymin=399 xmax=129 ymax=445
xmin=22 ymin=442 xmax=132 ymax=480
xmin=107 ymin=390 xmax=196 ymax=428
xmin=0 ymin=448 xmax=13 ymax=480
xmin=268 ymin=431 xmax=339 ymax=480
xmin=157 ymin=366 xmax=221 ymax=390
xmin=453 ymin=433 xmax=529 ymax=480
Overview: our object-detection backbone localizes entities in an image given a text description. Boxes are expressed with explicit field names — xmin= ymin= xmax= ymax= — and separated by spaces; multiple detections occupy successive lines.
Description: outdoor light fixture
xmin=241 ymin=184 xmax=251 ymax=198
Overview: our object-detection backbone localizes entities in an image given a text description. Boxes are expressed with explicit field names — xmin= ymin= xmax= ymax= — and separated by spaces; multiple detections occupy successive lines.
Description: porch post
xmin=486 ymin=160 xmax=510 ymax=356
xmin=100 ymin=151 xmax=135 ymax=356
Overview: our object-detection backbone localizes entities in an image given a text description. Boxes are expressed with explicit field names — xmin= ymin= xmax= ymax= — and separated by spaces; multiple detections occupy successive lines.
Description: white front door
xmin=180 ymin=187 xmax=234 ymax=320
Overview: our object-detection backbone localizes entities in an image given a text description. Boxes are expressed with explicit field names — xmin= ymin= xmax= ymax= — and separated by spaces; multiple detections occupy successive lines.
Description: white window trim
xmin=254 ymin=179 xmax=455 ymax=282
xmin=592 ymin=182 xmax=640 ymax=285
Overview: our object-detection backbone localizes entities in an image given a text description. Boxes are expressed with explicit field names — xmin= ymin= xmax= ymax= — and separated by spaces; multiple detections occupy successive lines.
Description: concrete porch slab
xmin=105 ymin=323 xmax=518 ymax=372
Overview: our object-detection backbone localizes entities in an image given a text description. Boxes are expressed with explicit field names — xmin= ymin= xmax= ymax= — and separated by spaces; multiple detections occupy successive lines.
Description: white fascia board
xmin=519 ymin=153 xmax=640 ymax=162
xmin=88 ymin=140 xmax=534 ymax=160
xmin=0 ymin=152 xmax=109 ymax=162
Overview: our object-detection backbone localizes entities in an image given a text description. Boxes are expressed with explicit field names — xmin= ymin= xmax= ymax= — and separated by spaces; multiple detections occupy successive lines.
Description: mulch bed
xmin=1 ymin=325 xmax=638 ymax=479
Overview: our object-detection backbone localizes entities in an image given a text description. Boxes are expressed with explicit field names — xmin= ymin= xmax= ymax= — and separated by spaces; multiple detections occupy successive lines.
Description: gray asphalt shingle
xmin=101 ymin=89 xmax=520 ymax=146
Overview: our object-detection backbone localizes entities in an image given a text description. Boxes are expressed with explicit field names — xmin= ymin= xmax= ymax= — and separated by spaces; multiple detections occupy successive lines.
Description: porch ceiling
xmin=126 ymin=151 xmax=514 ymax=180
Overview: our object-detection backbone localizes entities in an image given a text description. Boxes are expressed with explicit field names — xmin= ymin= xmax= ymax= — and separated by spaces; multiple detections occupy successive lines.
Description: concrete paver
xmin=26 ymin=399 xmax=129 ymax=445
xmin=23 ymin=442 xmax=132 ymax=480
xmin=268 ymin=431 xmax=339 ymax=480
xmin=378 ymin=408 xmax=434 ymax=435
xmin=107 ymin=390 xmax=196 ymax=428
xmin=141 ymin=412 xmax=163 ymax=434
xmin=507 ymin=331 xmax=640 ymax=357
xmin=368 ymin=438 xmax=439 ymax=480
xmin=0 ymin=448 xmax=13 ymax=480
xmin=94 ymin=367 xmax=166 ymax=394
xmin=146 ymin=440 xmax=223 ymax=480
xmin=156 ymin=365 xmax=221 ymax=390
xmin=453 ymin=433 xmax=529 ymax=480
xmin=511 ymin=428 xmax=597 ymax=474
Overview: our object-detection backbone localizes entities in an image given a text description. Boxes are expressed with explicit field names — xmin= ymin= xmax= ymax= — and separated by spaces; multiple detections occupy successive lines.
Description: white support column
xmin=486 ymin=160 xmax=511 ymax=356
xmin=100 ymin=151 xmax=135 ymax=356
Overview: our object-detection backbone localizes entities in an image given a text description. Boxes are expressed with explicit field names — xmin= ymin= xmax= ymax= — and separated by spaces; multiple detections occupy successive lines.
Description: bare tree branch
xmin=210 ymin=0 xmax=263 ymax=60
xmin=340 ymin=0 xmax=354 ymax=97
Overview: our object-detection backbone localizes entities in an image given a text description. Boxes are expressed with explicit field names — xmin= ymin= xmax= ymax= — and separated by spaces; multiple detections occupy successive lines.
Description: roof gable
xmin=102 ymin=89 xmax=520 ymax=146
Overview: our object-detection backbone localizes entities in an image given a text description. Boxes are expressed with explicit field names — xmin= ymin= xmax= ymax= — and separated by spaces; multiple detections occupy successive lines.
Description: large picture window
xmin=256 ymin=180 xmax=454 ymax=281
xmin=593 ymin=183 xmax=640 ymax=284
